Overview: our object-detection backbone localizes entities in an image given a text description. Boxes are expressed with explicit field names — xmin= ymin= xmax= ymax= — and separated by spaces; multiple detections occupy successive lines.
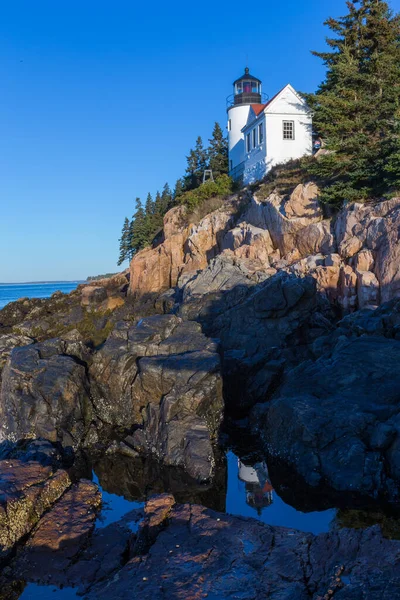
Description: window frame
xmin=258 ymin=122 xmax=264 ymax=144
xmin=246 ymin=133 xmax=251 ymax=153
xmin=252 ymin=128 xmax=257 ymax=148
xmin=283 ymin=120 xmax=295 ymax=141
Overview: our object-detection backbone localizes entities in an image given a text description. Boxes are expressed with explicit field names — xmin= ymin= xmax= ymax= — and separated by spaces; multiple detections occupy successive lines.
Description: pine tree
xmin=208 ymin=122 xmax=229 ymax=178
xmin=305 ymin=0 xmax=400 ymax=205
xmin=117 ymin=217 xmax=132 ymax=266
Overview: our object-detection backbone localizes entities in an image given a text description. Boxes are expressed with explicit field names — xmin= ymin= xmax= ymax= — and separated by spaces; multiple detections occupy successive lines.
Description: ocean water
xmin=0 ymin=281 xmax=81 ymax=310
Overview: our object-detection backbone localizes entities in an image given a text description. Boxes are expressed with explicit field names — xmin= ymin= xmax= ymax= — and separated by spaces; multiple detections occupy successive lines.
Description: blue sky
xmin=1 ymin=0 xmax=399 ymax=282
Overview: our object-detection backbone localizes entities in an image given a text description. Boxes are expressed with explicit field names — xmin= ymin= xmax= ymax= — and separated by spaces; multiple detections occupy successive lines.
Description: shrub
xmin=179 ymin=174 xmax=234 ymax=211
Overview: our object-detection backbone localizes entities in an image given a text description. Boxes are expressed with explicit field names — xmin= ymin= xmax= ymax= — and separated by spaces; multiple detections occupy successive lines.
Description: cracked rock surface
xmin=90 ymin=314 xmax=223 ymax=481
xmin=85 ymin=494 xmax=400 ymax=600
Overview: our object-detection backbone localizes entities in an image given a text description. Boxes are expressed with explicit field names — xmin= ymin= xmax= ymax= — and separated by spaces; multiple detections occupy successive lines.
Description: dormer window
xmin=246 ymin=133 xmax=251 ymax=152
xmin=252 ymin=128 xmax=257 ymax=148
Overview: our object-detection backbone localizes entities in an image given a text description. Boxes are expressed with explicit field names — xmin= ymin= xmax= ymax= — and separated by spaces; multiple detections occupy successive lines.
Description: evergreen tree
xmin=184 ymin=136 xmax=208 ymax=190
xmin=305 ymin=0 xmax=400 ymax=205
xmin=130 ymin=197 xmax=147 ymax=254
xmin=208 ymin=122 xmax=229 ymax=178
xmin=161 ymin=182 xmax=173 ymax=212
xmin=173 ymin=178 xmax=185 ymax=199
xmin=144 ymin=192 xmax=155 ymax=241
xmin=117 ymin=217 xmax=132 ymax=265
xmin=152 ymin=190 xmax=164 ymax=232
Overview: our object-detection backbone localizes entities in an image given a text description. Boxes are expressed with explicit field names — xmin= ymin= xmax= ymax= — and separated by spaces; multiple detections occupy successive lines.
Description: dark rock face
xmin=181 ymin=267 xmax=334 ymax=414
xmin=0 ymin=335 xmax=33 ymax=379
xmin=0 ymin=337 xmax=93 ymax=448
xmin=254 ymin=334 xmax=400 ymax=503
xmin=90 ymin=314 xmax=223 ymax=481
xmin=84 ymin=494 xmax=400 ymax=600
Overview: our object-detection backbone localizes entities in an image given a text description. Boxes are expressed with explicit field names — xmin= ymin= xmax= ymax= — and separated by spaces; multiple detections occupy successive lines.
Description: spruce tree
xmin=117 ymin=217 xmax=132 ymax=266
xmin=130 ymin=197 xmax=147 ymax=254
xmin=184 ymin=136 xmax=208 ymax=190
xmin=208 ymin=122 xmax=229 ymax=178
xmin=153 ymin=190 xmax=164 ymax=232
xmin=305 ymin=0 xmax=400 ymax=205
xmin=161 ymin=182 xmax=173 ymax=212
xmin=143 ymin=192 xmax=155 ymax=242
xmin=173 ymin=178 xmax=185 ymax=199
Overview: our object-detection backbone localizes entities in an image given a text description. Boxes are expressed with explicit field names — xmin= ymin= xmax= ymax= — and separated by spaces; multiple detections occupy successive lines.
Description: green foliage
xmin=117 ymin=217 xmax=133 ymax=266
xmin=207 ymin=122 xmax=229 ymax=178
xmin=117 ymin=122 xmax=229 ymax=263
xmin=256 ymin=157 xmax=315 ymax=198
xmin=179 ymin=174 xmax=233 ymax=211
xmin=86 ymin=273 xmax=118 ymax=281
xmin=184 ymin=136 xmax=208 ymax=190
xmin=130 ymin=198 xmax=147 ymax=254
xmin=304 ymin=0 xmax=400 ymax=206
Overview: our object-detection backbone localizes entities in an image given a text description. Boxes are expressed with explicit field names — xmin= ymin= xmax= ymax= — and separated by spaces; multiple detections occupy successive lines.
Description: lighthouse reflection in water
xmin=238 ymin=460 xmax=273 ymax=515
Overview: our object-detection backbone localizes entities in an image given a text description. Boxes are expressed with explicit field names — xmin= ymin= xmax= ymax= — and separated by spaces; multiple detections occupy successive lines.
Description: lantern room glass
xmin=235 ymin=81 xmax=260 ymax=95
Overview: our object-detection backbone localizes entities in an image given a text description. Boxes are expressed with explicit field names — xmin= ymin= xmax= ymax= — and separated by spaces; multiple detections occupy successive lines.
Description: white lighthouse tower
xmin=227 ymin=68 xmax=265 ymax=181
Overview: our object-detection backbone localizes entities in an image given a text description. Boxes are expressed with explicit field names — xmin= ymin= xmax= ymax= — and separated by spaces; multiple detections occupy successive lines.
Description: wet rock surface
xmin=84 ymin=494 xmax=400 ymax=600
xmin=0 ymin=440 xmax=71 ymax=562
xmin=249 ymin=302 xmax=400 ymax=503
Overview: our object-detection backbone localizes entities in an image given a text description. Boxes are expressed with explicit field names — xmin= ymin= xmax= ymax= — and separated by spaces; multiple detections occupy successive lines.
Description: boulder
xmin=90 ymin=315 xmax=223 ymax=481
xmin=221 ymin=222 xmax=274 ymax=266
xmin=188 ymin=270 xmax=333 ymax=413
xmin=243 ymin=185 xmax=335 ymax=259
xmin=356 ymin=269 xmax=380 ymax=309
xmin=0 ymin=440 xmax=71 ymax=562
xmin=11 ymin=479 xmax=101 ymax=584
xmin=129 ymin=204 xmax=236 ymax=298
xmin=254 ymin=334 xmax=400 ymax=502
xmin=0 ymin=338 xmax=92 ymax=447
xmin=0 ymin=334 xmax=33 ymax=378
xmin=284 ymin=182 xmax=321 ymax=219
xmin=335 ymin=198 xmax=400 ymax=304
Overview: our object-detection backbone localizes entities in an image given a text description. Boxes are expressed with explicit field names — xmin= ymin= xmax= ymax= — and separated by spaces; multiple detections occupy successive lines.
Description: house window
xmin=228 ymin=119 xmax=231 ymax=131
xmin=258 ymin=123 xmax=264 ymax=144
xmin=246 ymin=133 xmax=251 ymax=152
xmin=283 ymin=120 xmax=295 ymax=140
xmin=252 ymin=128 xmax=257 ymax=148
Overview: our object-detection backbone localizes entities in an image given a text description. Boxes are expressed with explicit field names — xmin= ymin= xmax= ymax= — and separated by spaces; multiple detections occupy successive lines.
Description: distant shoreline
xmin=0 ymin=281 xmax=85 ymax=285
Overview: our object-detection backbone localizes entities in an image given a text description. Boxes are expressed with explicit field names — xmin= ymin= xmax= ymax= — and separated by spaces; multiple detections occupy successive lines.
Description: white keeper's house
xmin=227 ymin=68 xmax=313 ymax=185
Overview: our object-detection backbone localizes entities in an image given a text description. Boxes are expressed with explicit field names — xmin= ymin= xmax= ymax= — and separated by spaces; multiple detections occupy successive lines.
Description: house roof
xmin=242 ymin=84 xmax=307 ymax=132
xmin=251 ymin=104 xmax=265 ymax=116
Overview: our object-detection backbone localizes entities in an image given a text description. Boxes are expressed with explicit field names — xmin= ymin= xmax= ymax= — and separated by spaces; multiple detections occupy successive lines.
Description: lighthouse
xmin=227 ymin=67 xmax=265 ymax=181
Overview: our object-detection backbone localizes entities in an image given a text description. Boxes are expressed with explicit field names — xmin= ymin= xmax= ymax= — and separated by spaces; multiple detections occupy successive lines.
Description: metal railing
xmin=226 ymin=92 xmax=269 ymax=109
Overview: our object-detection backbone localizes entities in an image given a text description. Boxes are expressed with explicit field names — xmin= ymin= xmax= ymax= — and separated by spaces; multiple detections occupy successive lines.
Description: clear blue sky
xmin=1 ymin=0 xmax=399 ymax=282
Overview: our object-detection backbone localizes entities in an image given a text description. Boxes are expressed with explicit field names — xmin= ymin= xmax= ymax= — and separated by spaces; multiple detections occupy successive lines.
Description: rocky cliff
xmin=2 ymin=181 xmax=400 ymax=596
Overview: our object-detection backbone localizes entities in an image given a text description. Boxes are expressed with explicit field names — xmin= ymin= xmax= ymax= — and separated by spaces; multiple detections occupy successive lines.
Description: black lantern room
xmin=233 ymin=67 xmax=262 ymax=106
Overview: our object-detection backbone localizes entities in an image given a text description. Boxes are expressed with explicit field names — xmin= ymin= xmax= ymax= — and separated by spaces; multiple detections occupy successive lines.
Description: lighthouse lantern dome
xmin=233 ymin=67 xmax=262 ymax=105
